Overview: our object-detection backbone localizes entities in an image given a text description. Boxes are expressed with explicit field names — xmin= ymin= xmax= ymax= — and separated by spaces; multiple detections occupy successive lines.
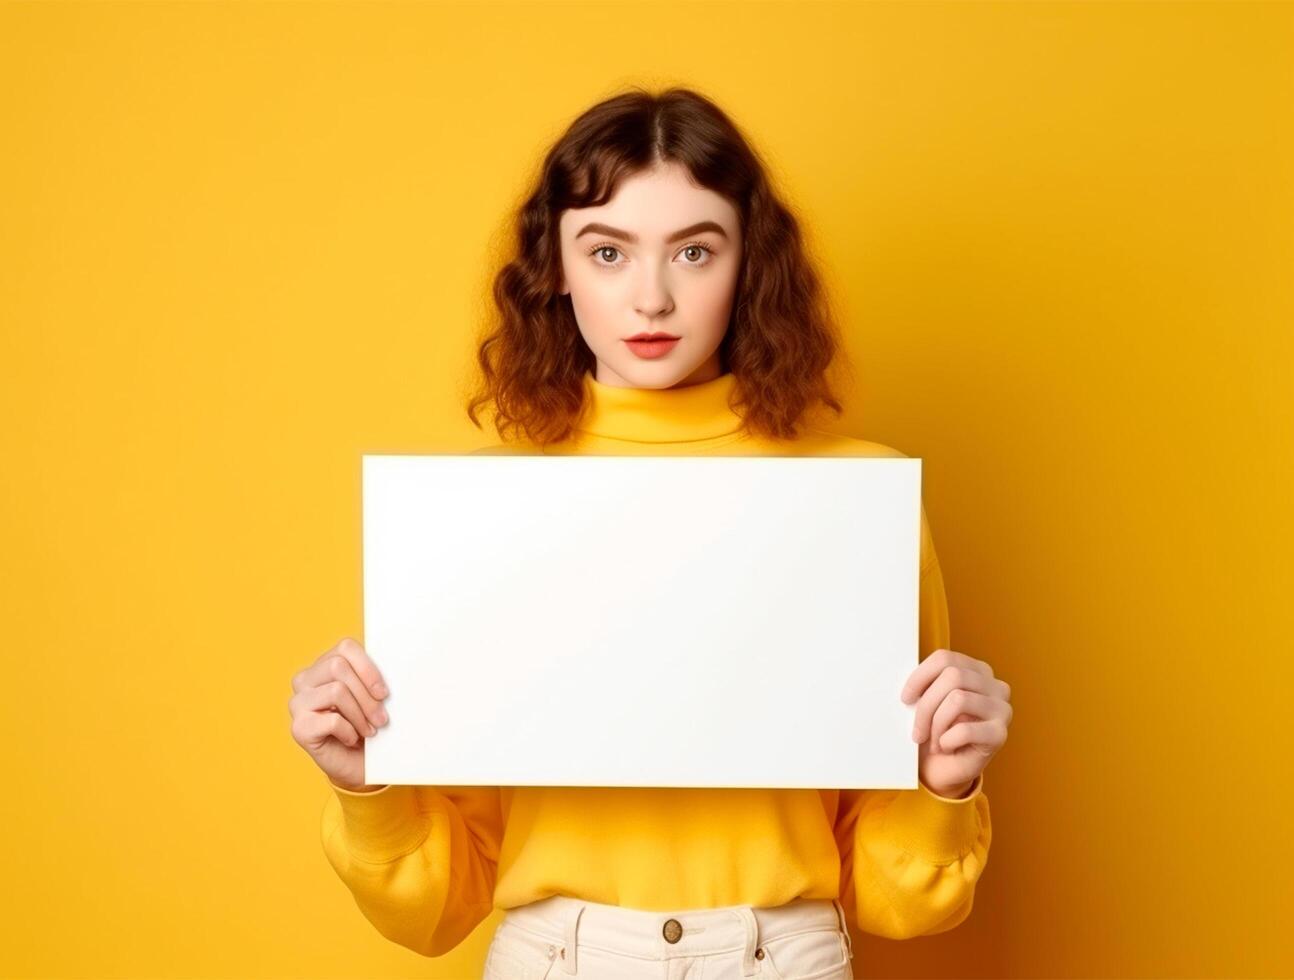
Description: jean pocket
xmin=484 ymin=923 xmax=561 ymax=980
xmin=760 ymin=927 xmax=851 ymax=980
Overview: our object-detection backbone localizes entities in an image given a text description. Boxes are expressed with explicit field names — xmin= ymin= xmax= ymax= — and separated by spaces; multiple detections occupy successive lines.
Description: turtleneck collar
xmin=576 ymin=370 xmax=746 ymax=443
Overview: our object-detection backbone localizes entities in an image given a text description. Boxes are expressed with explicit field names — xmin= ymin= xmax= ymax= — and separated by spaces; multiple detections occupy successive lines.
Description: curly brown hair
xmin=464 ymin=85 xmax=850 ymax=448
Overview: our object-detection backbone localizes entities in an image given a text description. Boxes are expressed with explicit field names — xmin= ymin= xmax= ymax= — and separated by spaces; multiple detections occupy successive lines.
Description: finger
xmin=900 ymin=649 xmax=993 ymax=705
xmin=301 ymin=644 xmax=389 ymax=731
xmin=940 ymin=718 xmax=1007 ymax=754
xmin=303 ymin=679 xmax=378 ymax=740
xmin=331 ymin=634 xmax=385 ymax=704
xmin=911 ymin=664 xmax=1003 ymax=744
xmin=910 ymin=662 xmax=998 ymax=740
xmin=332 ymin=637 xmax=390 ymax=700
xmin=900 ymin=649 xmax=954 ymax=706
xmin=930 ymin=689 xmax=1002 ymax=752
xmin=299 ymin=637 xmax=389 ymax=702
xmin=292 ymin=707 xmax=362 ymax=749
xmin=324 ymin=652 xmax=389 ymax=729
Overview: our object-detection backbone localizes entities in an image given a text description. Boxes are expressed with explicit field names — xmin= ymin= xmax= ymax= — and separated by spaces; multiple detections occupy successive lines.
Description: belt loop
xmin=733 ymin=907 xmax=759 ymax=977
xmin=832 ymin=898 xmax=854 ymax=960
xmin=561 ymin=903 xmax=583 ymax=974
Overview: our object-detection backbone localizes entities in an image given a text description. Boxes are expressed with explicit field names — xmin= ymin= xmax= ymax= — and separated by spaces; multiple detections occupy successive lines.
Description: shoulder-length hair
xmin=465 ymin=85 xmax=849 ymax=448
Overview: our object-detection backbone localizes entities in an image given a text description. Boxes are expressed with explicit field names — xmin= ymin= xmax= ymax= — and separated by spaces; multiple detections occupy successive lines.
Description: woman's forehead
xmin=560 ymin=173 xmax=738 ymax=238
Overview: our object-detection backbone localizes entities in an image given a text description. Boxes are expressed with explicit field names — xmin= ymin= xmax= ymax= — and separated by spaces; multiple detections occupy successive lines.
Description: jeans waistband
xmin=497 ymin=894 xmax=853 ymax=977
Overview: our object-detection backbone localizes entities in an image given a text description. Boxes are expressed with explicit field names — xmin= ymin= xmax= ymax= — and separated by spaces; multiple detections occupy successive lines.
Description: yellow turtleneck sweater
xmin=321 ymin=370 xmax=991 ymax=957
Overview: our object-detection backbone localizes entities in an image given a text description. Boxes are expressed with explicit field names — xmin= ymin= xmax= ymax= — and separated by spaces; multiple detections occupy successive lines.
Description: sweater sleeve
xmin=320 ymin=782 xmax=503 ymax=956
xmin=832 ymin=510 xmax=992 ymax=939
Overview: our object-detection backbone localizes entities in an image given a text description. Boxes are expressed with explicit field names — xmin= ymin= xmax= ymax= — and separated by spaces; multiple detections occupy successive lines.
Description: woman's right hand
xmin=289 ymin=637 xmax=391 ymax=793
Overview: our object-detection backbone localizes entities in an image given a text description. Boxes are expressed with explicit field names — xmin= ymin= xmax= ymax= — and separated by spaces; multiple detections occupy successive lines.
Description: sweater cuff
xmin=331 ymin=782 xmax=430 ymax=862
xmin=884 ymin=772 xmax=985 ymax=864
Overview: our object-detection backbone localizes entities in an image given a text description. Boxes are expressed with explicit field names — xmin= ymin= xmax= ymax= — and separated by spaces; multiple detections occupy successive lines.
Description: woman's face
xmin=557 ymin=161 xmax=743 ymax=389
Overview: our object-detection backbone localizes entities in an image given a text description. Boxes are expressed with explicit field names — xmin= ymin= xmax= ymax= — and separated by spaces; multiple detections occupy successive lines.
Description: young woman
xmin=289 ymin=86 xmax=1013 ymax=979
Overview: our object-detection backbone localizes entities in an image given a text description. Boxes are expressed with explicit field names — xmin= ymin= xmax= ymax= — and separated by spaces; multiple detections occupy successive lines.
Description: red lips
xmin=624 ymin=335 xmax=681 ymax=359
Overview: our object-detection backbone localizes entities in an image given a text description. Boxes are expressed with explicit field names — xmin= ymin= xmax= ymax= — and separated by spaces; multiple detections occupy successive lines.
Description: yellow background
xmin=2 ymin=2 xmax=1290 ymax=977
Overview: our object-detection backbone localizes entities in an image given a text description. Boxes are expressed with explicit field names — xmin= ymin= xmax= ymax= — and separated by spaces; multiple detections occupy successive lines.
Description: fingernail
xmin=377 ymin=709 xmax=389 ymax=726
xmin=367 ymin=724 xmax=377 ymax=737
xmin=373 ymin=682 xmax=388 ymax=698
xmin=911 ymin=728 xmax=920 ymax=742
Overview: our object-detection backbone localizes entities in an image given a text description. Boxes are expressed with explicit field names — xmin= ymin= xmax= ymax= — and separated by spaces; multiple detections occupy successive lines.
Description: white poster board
xmin=361 ymin=454 xmax=922 ymax=789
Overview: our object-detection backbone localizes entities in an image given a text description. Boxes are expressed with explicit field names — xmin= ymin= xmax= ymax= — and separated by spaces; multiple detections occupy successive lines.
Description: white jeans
xmin=485 ymin=894 xmax=855 ymax=980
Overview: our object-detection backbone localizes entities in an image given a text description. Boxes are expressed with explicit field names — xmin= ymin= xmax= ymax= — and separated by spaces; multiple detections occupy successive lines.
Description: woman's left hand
xmin=900 ymin=648 xmax=1012 ymax=799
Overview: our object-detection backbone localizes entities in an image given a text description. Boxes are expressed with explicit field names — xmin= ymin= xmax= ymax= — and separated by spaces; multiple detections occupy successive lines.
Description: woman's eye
xmin=586 ymin=242 xmax=716 ymax=267
xmin=586 ymin=243 xmax=623 ymax=266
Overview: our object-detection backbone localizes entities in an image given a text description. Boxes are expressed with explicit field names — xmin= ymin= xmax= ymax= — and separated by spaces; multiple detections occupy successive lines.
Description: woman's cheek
xmin=694 ymin=282 xmax=738 ymax=339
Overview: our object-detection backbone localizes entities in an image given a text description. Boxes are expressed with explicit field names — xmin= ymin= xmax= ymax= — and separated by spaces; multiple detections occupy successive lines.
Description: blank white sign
xmin=361 ymin=454 xmax=922 ymax=789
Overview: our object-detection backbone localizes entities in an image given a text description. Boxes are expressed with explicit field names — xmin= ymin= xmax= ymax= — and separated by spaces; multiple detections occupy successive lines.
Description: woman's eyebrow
xmin=574 ymin=220 xmax=728 ymax=244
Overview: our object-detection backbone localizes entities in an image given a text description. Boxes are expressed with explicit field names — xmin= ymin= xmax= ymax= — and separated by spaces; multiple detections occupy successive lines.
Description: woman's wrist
xmin=921 ymin=776 xmax=975 ymax=800
xmin=330 ymin=776 xmax=389 ymax=794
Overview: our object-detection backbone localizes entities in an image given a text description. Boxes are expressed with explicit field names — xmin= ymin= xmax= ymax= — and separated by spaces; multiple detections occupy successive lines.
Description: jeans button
xmin=662 ymin=918 xmax=683 ymax=943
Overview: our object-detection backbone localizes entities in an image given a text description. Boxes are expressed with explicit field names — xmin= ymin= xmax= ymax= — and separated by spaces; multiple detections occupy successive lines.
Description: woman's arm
xmin=321 ymin=783 xmax=502 ymax=957
xmin=833 ymin=520 xmax=993 ymax=939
